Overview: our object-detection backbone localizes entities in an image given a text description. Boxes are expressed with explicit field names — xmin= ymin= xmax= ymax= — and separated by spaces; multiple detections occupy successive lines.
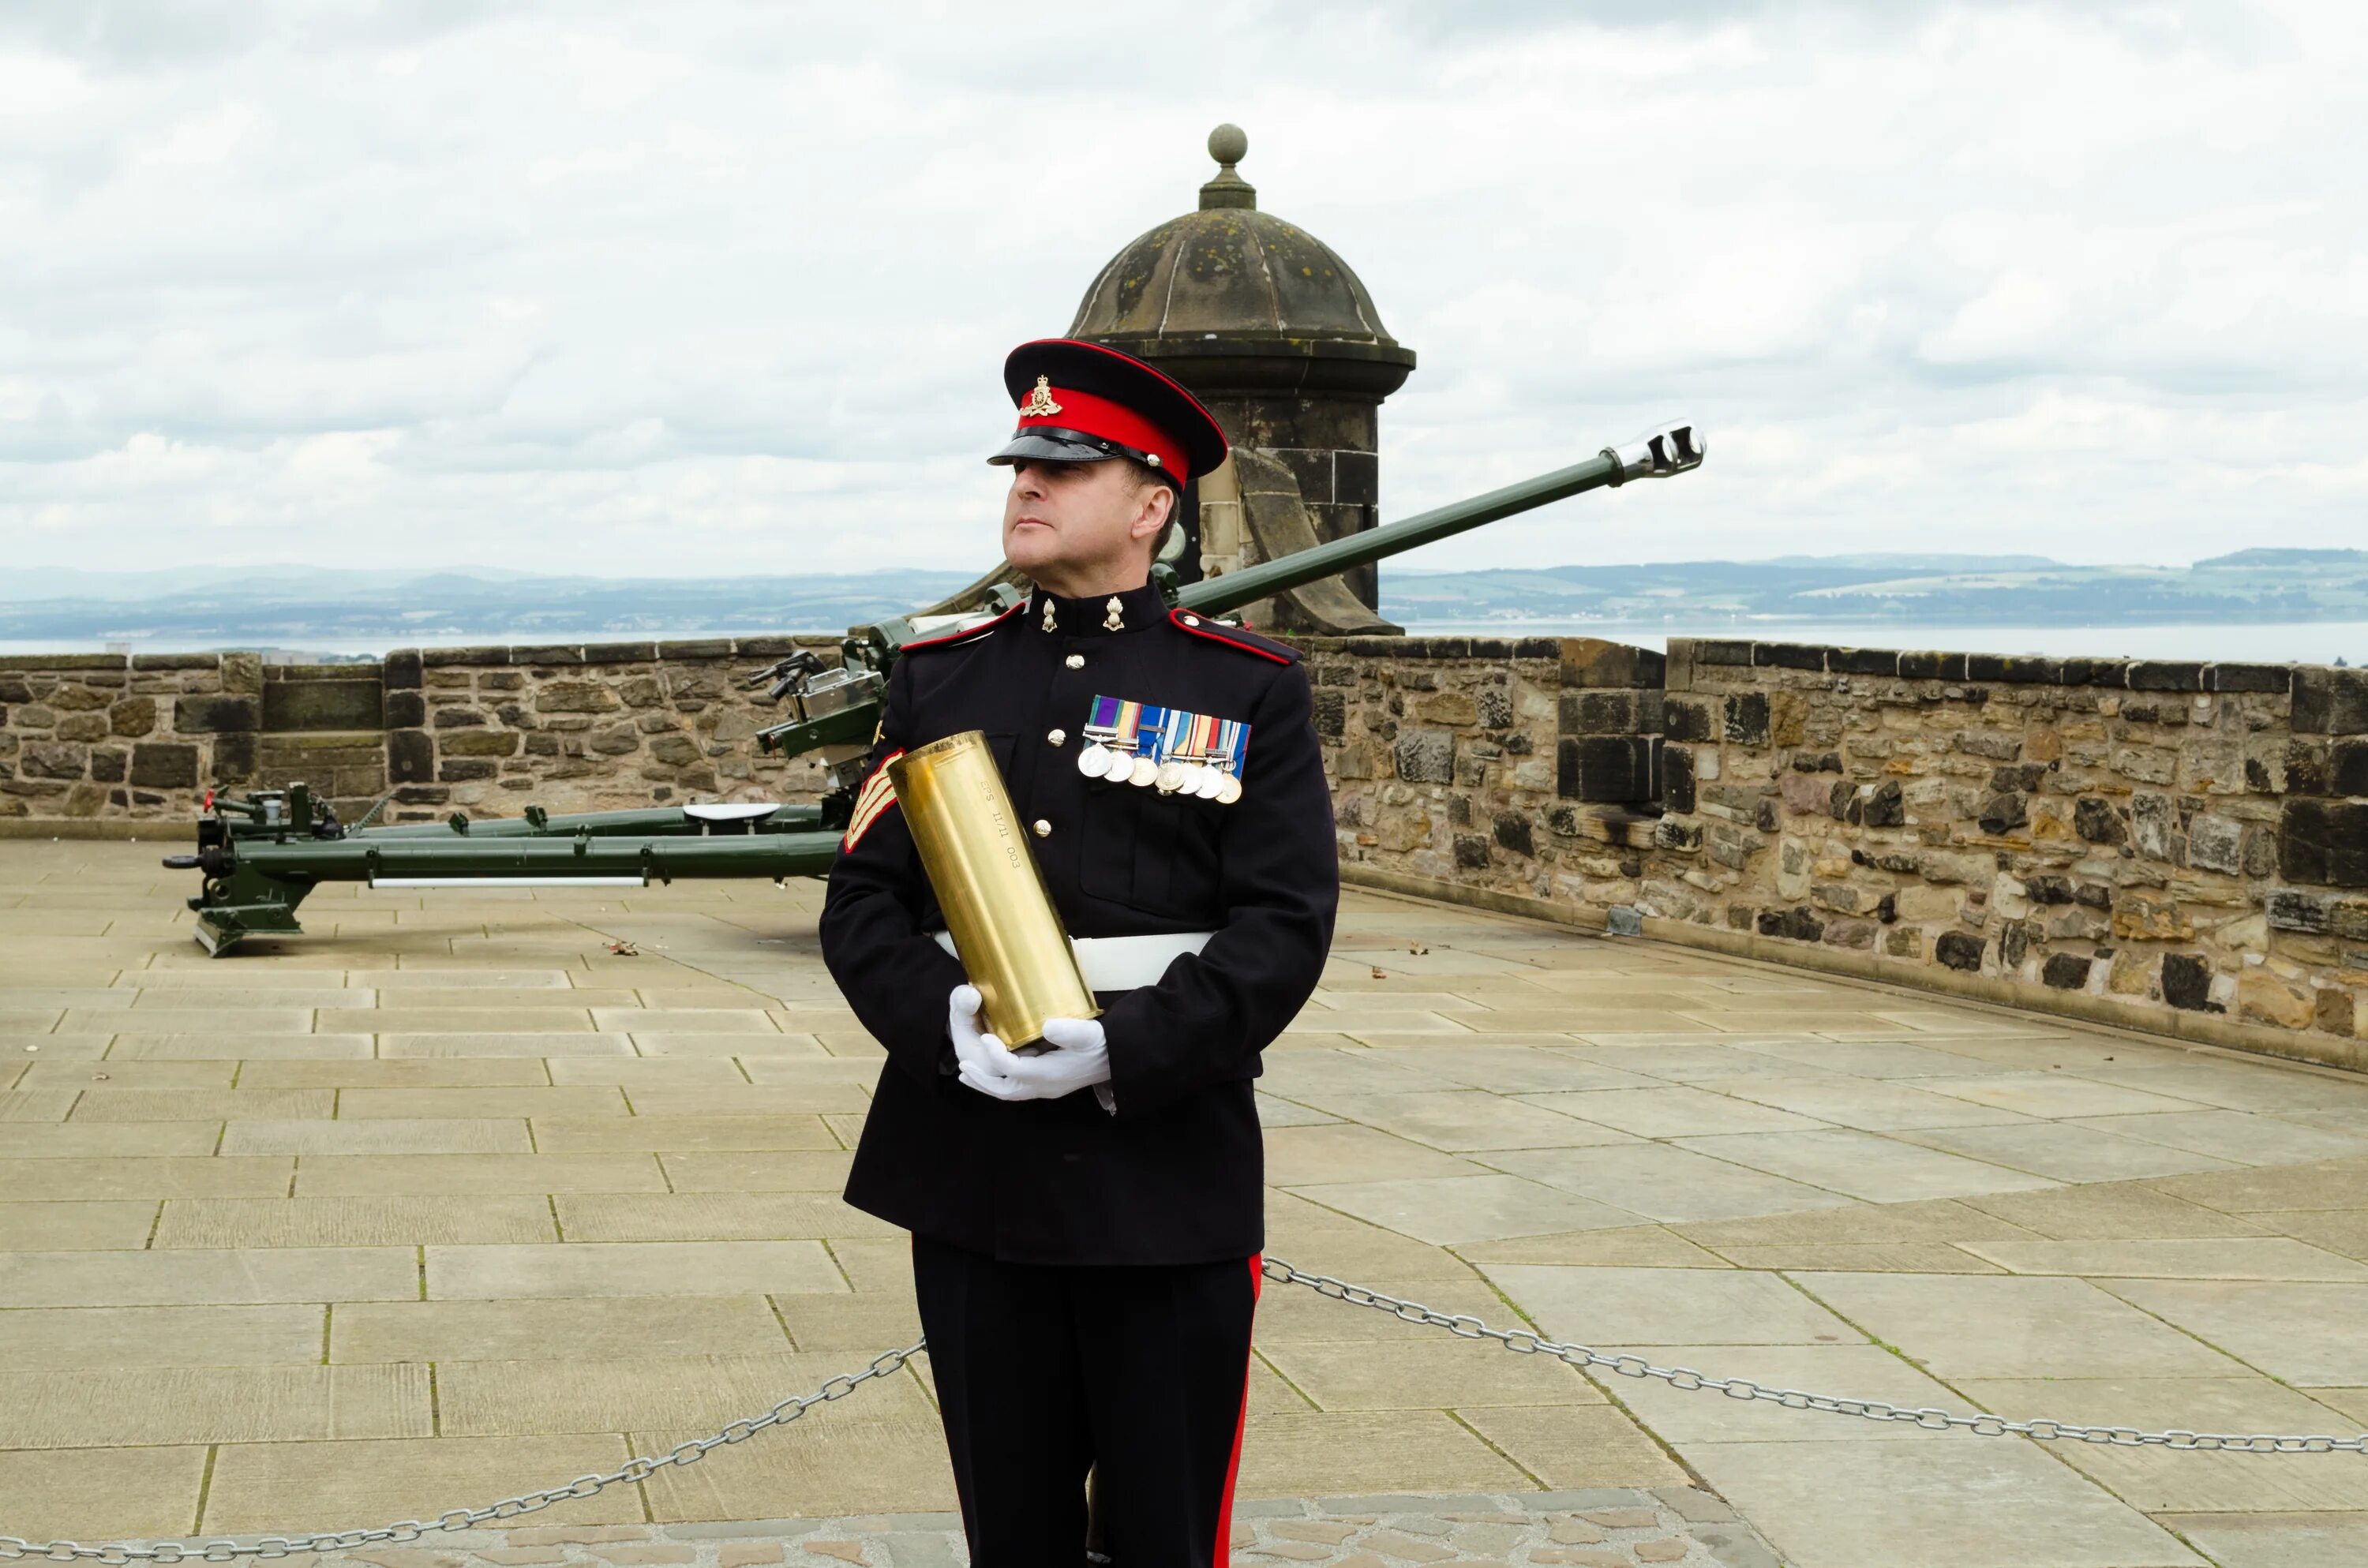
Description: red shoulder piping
xmin=902 ymin=602 xmax=1021 ymax=653
xmin=1169 ymin=609 xmax=1293 ymax=664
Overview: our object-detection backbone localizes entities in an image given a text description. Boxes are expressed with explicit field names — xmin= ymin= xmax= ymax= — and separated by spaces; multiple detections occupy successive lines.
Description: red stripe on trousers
xmin=1212 ymin=1254 xmax=1262 ymax=1567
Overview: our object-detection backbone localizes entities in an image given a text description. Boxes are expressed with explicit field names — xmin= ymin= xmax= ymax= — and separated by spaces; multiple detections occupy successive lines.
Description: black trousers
xmin=911 ymin=1235 xmax=1261 ymax=1568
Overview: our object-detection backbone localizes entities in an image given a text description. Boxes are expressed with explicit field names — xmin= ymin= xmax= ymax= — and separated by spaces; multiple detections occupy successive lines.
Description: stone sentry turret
xmin=1069 ymin=125 xmax=1415 ymax=634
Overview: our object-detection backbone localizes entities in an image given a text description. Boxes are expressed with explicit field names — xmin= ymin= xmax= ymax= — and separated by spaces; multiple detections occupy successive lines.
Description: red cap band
xmin=1017 ymin=386 xmax=1190 ymax=485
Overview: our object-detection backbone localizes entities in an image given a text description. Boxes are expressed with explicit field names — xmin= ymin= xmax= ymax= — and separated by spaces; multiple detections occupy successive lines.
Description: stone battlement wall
xmin=8 ymin=630 xmax=2363 ymax=1067
xmin=0 ymin=638 xmax=842 ymax=828
xmin=1301 ymin=633 xmax=2366 ymax=1068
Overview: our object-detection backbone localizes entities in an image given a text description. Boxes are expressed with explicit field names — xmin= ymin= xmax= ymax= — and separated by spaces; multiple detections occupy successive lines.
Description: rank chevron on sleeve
xmin=841 ymin=750 xmax=904 ymax=850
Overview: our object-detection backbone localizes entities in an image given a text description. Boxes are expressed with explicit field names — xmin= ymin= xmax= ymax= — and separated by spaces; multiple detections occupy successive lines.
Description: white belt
xmin=931 ymin=930 xmax=1214 ymax=992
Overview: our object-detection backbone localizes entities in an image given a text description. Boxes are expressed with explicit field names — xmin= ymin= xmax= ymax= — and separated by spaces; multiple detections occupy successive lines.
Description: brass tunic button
xmin=1032 ymin=818 xmax=1052 ymax=838
xmin=1065 ymin=653 xmax=1085 ymax=669
xmin=1047 ymin=728 xmax=1066 ymax=747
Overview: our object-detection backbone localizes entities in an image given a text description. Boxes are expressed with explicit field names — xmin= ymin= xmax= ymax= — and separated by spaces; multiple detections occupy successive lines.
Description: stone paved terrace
xmin=7 ymin=846 xmax=2368 ymax=1566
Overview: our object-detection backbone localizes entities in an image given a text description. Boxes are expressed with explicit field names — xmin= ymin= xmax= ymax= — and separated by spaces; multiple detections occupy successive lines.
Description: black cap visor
xmin=987 ymin=428 xmax=1181 ymax=489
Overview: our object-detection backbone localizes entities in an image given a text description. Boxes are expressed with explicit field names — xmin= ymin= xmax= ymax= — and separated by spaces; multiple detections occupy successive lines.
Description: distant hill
xmin=3 ymin=553 xmax=2365 ymax=652
xmin=2193 ymin=548 xmax=2368 ymax=569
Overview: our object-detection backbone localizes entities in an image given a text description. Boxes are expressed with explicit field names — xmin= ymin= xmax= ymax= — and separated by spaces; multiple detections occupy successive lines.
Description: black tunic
xmin=821 ymin=579 xmax=1338 ymax=1266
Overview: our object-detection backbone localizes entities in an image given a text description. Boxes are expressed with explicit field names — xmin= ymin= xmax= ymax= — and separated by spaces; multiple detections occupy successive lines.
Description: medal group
xmin=1076 ymin=695 xmax=1249 ymax=804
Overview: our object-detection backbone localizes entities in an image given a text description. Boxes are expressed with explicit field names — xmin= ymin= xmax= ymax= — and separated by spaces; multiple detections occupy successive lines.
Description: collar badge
xmin=1103 ymin=596 xmax=1126 ymax=631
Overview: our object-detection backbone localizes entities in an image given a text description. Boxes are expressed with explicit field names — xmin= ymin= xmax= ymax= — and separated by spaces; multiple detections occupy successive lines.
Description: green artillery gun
xmin=164 ymin=424 xmax=1704 ymax=955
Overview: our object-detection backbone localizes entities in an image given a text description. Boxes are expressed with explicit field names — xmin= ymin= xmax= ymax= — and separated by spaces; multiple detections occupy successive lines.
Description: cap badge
xmin=1018 ymin=376 xmax=1062 ymax=417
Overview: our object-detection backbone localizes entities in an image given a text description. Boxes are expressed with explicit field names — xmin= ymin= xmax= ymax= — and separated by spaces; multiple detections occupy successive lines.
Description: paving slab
xmin=1685 ymin=1438 xmax=2202 ymax=1567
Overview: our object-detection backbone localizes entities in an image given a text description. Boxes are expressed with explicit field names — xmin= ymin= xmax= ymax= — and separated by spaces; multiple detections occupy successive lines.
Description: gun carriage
xmin=165 ymin=425 xmax=1704 ymax=954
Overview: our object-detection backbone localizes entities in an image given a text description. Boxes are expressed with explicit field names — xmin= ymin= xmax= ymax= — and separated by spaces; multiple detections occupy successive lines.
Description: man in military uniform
xmin=820 ymin=339 xmax=1338 ymax=1566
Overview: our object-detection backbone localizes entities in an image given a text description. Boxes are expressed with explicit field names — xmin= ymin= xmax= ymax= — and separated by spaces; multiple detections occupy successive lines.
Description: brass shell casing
xmin=887 ymin=731 xmax=1099 ymax=1048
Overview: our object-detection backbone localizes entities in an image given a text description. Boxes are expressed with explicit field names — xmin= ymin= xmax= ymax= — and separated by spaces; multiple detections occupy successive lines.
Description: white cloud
xmin=0 ymin=0 xmax=2362 ymax=580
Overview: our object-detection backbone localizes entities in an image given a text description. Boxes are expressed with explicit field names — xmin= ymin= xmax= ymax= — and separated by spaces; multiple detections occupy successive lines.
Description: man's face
xmin=1000 ymin=458 xmax=1172 ymax=586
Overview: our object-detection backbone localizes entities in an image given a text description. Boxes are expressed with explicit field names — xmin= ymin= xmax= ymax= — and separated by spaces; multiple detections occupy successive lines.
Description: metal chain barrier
xmin=13 ymin=1253 xmax=2368 ymax=1559
xmin=1261 ymin=1259 xmax=2368 ymax=1455
xmin=0 ymin=1342 xmax=924 ymax=1562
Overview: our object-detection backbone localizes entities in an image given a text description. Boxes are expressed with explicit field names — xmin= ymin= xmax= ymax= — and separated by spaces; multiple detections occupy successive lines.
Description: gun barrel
xmin=232 ymin=833 xmax=845 ymax=883
xmin=1176 ymin=422 xmax=1703 ymax=621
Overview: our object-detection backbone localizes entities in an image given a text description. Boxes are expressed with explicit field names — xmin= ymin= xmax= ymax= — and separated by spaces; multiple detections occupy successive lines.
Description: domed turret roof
xmin=1068 ymin=125 xmax=1415 ymax=399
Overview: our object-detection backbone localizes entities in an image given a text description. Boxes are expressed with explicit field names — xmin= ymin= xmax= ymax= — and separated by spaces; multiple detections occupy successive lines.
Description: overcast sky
xmin=3 ymin=0 xmax=2362 ymax=580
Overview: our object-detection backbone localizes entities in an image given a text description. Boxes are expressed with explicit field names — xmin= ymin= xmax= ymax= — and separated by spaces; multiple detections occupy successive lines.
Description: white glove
xmin=946 ymin=985 xmax=1003 ymax=1086
xmin=959 ymin=1014 xmax=1112 ymax=1104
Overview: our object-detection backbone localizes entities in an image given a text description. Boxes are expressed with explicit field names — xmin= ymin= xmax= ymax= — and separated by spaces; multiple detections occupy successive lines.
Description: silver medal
xmin=1194 ymin=766 xmax=1227 ymax=799
xmin=1127 ymin=754 xmax=1159 ymax=788
xmin=1077 ymin=742 xmax=1113 ymax=779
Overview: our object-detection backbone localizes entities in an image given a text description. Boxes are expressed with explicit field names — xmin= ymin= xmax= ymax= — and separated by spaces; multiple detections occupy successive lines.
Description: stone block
xmin=2074 ymin=796 xmax=2126 ymax=844
xmin=173 ymin=694 xmax=260 ymax=734
xmin=108 ymin=696 xmax=157 ymax=737
xmin=1899 ymin=651 xmax=1968 ymax=681
xmin=1662 ymin=697 xmax=1715 ymax=743
xmin=1755 ymin=906 xmax=1824 ymax=942
xmin=421 ymin=646 xmax=511 ymax=667
xmin=1965 ymin=654 xmax=2065 ymax=684
xmin=1558 ymin=735 xmax=1658 ymax=803
xmin=2127 ymin=661 xmax=2205 ymax=691
xmin=388 ymin=730 xmax=433 ymax=785
xmin=125 ymin=743 xmax=198 ymax=789
xmin=1416 ymin=691 xmax=1478 ymax=725
xmin=89 ymin=747 xmax=126 ymax=784
xmin=1662 ymin=746 xmax=1695 ymax=813
xmin=440 ymin=730 xmax=521 ymax=758
xmin=1561 ymin=690 xmax=1660 ymax=735
xmin=1754 ymin=643 xmax=1824 ymax=672
xmin=263 ymin=679 xmax=384 ymax=733
xmin=647 ymin=734 xmax=701 ymax=766
xmin=433 ymin=707 xmax=485 ymax=728
xmin=1722 ymin=693 xmax=1770 ymax=746
xmin=2186 ymin=813 xmax=2246 ymax=874
xmin=1935 ymin=932 xmax=1985 ymax=971
xmin=1395 ymin=731 xmax=1454 ymax=784
xmin=2330 ymin=739 xmax=2368 ymax=797
xmin=1493 ymin=814 xmax=1533 ymax=856
xmin=1864 ymin=778 xmax=1905 ymax=827
xmin=537 ymin=682 xmax=621 ymax=715
xmin=1559 ymin=639 xmax=1664 ymax=690
xmin=1695 ymin=639 xmax=1752 ymax=666
xmin=382 ymin=649 xmax=423 ymax=690
xmin=2294 ymin=667 xmax=2368 ymax=734
xmin=2239 ymin=971 xmax=2314 ymax=1030
xmin=2169 ymin=952 xmax=2216 ymax=1013
xmin=2061 ymin=658 xmax=2129 ymax=688
xmin=1827 ymin=647 xmax=1898 ymax=675
xmin=2040 ymin=952 xmax=2092 ymax=990
xmin=20 ymin=741 xmax=88 ymax=780
xmin=56 ymin=712 xmax=108 ymax=741
xmin=440 ymin=759 xmax=498 ymax=782
xmin=2280 ymin=799 xmax=2368 ymax=887
xmin=2210 ymin=663 xmax=2291 ymax=694
xmin=211 ymin=732 xmax=257 ymax=782
xmin=384 ymin=691 xmax=425 ymax=728
xmin=219 ymin=650 xmax=264 ymax=697
xmin=1976 ymin=792 xmax=2028 ymax=835
xmin=2113 ymin=892 xmax=2193 ymax=941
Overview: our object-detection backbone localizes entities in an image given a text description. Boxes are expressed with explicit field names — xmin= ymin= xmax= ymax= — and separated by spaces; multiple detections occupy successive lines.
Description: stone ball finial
xmin=1199 ymin=123 xmax=1255 ymax=210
